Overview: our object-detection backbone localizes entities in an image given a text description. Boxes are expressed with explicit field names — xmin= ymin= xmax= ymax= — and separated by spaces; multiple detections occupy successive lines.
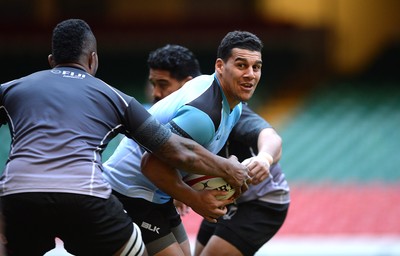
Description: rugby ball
xmin=183 ymin=174 xmax=235 ymax=200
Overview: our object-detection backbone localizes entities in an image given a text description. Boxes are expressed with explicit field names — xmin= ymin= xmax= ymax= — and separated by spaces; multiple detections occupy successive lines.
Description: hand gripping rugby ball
xmin=183 ymin=174 xmax=235 ymax=200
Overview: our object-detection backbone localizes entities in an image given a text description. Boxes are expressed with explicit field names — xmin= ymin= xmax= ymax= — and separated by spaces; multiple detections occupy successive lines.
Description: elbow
xmin=274 ymin=134 xmax=283 ymax=163
xmin=272 ymin=132 xmax=283 ymax=163
xmin=259 ymin=128 xmax=283 ymax=163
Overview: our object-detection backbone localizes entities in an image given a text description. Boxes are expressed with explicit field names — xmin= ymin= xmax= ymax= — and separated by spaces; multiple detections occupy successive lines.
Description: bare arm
xmin=141 ymin=151 xmax=234 ymax=222
xmin=243 ymin=127 xmax=282 ymax=185
xmin=257 ymin=127 xmax=282 ymax=164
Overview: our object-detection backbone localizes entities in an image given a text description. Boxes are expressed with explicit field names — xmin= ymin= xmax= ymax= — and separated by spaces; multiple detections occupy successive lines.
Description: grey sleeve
xmin=124 ymin=98 xmax=171 ymax=153
xmin=229 ymin=104 xmax=272 ymax=147
xmin=0 ymin=85 xmax=7 ymax=126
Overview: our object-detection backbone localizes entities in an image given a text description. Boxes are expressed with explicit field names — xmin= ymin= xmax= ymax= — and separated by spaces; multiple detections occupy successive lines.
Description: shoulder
xmin=185 ymin=76 xmax=223 ymax=129
xmin=149 ymin=74 xmax=216 ymax=123
xmin=185 ymin=74 xmax=214 ymax=86
xmin=237 ymin=104 xmax=271 ymax=128
xmin=171 ymin=105 xmax=215 ymax=145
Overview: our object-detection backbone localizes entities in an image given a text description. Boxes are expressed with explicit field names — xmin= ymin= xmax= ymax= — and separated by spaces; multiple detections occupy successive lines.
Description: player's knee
xmin=117 ymin=223 xmax=146 ymax=256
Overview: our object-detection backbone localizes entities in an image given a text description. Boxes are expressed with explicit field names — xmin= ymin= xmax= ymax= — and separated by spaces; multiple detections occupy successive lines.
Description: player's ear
xmin=88 ymin=51 xmax=98 ymax=75
xmin=215 ymin=58 xmax=224 ymax=74
xmin=48 ymin=54 xmax=56 ymax=68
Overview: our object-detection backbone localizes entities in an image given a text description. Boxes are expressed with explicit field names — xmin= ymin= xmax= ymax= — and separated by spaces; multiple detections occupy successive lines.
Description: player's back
xmin=0 ymin=67 xmax=132 ymax=198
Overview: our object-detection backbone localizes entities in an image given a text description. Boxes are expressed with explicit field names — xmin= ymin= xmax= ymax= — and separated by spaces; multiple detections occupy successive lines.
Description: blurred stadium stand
xmin=280 ymin=81 xmax=400 ymax=183
xmin=252 ymin=40 xmax=400 ymax=254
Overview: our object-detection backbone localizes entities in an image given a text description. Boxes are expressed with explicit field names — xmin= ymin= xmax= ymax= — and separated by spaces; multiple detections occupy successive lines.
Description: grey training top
xmin=0 ymin=67 xmax=171 ymax=199
xmin=218 ymin=104 xmax=290 ymax=204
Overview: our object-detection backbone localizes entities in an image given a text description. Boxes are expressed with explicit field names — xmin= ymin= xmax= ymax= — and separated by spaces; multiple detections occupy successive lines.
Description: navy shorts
xmin=1 ymin=192 xmax=133 ymax=256
xmin=197 ymin=200 xmax=289 ymax=256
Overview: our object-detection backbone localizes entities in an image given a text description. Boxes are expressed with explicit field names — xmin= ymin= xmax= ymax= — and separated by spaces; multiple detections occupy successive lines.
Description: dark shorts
xmin=113 ymin=191 xmax=187 ymax=255
xmin=197 ymin=200 xmax=289 ymax=256
xmin=1 ymin=192 xmax=133 ymax=256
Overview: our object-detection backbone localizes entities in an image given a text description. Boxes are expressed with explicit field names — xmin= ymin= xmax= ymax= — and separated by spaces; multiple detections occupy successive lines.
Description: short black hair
xmin=217 ymin=31 xmax=263 ymax=62
xmin=51 ymin=19 xmax=96 ymax=64
xmin=147 ymin=44 xmax=201 ymax=80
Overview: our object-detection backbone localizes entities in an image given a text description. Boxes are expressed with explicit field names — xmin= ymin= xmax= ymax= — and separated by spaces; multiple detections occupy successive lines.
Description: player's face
xmin=148 ymin=69 xmax=187 ymax=103
xmin=216 ymin=48 xmax=262 ymax=108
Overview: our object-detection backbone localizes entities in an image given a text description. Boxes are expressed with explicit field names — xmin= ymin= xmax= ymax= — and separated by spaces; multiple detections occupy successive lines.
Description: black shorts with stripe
xmin=113 ymin=191 xmax=187 ymax=255
xmin=197 ymin=200 xmax=289 ymax=256
xmin=1 ymin=192 xmax=133 ymax=256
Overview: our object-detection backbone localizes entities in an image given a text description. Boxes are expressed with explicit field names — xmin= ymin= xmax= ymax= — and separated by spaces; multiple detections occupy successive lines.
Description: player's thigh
xmin=228 ymin=200 xmax=289 ymax=244
xmin=215 ymin=200 xmax=289 ymax=255
xmin=194 ymin=240 xmax=205 ymax=256
xmin=1 ymin=193 xmax=59 ymax=255
xmin=200 ymin=235 xmax=242 ymax=256
xmin=120 ymin=198 xmax=175 ymax=241
xmin=145 ymin=231 xmax=189 ymax=256
xmin=179 ymin=239 xmax=191 ymax=256
xmin=122 ymin=198 xmax=186 ymax=254
xmin=196 ymin=218 xmax=217 ymax=247
xmin=152 ymin=241 xmax=186 ymax=256
xmin=58 ymin=194 xmax=133 ymax=255
xmin=172 ymin=224 xmax=191 ymax=256
xmin=115 ymin=222 xmax=146 ymax=256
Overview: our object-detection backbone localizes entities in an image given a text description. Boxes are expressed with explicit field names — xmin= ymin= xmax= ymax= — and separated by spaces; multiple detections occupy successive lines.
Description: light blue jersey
xmin=103 ymin=74 xmax=242 ymax=203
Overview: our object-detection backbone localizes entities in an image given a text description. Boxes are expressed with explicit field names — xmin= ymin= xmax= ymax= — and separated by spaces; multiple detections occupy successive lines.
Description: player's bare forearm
xmin=241 ymin=128 xmax=282 ymax=185
xmin=257 ymin=128 xmax=282 ymax=164
xmin=153 ymin=133 xmax=249 ymax=190
xmin=141 ymin=152 xmax=230 ymax=222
